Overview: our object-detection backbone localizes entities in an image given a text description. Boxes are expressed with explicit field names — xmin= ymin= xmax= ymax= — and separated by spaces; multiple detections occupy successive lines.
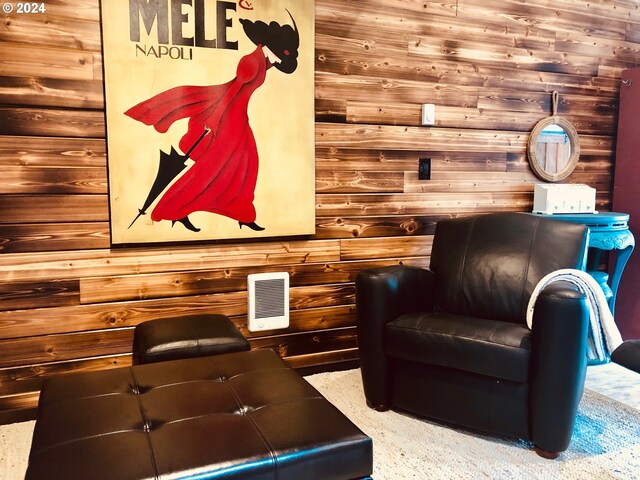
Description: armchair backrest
xmin=429 ymin=213 xmax=588 ymax=324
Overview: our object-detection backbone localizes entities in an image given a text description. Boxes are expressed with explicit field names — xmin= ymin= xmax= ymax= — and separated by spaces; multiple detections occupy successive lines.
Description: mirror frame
xmin=527 ymin=94 xmax=581 ymax=183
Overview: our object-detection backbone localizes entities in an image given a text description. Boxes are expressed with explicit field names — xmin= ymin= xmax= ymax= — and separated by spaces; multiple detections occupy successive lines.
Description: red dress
xmin=125 ymin=46 xmax=268 ymax=224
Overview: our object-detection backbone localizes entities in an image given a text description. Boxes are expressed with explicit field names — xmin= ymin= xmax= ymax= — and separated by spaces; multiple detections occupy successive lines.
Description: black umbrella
xmin=128 ymin=127 xmax=211 ymax=229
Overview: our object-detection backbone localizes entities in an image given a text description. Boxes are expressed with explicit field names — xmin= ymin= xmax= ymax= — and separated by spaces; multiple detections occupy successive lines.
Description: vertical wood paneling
xmin=0 ymin=0 xmax=637 ymax=423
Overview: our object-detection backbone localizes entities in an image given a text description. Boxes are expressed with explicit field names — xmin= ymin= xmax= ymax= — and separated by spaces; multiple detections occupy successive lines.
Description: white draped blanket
xmin=526 ymin=269 xmax=623 ymax=363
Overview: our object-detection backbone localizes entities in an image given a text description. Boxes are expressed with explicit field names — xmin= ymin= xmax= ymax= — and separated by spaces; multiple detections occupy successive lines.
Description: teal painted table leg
xmin=609 ymin=244 xmax=634 ymax=316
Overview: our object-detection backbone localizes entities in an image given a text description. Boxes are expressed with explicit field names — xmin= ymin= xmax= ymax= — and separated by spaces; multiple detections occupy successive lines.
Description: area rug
xmin=305 ymin=369 xmax=640 ymax=480
xmin=1 ymin=368 xmax=639 ymax=479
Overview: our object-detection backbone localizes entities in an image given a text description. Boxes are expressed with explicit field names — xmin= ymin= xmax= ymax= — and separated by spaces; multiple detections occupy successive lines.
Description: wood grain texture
xmin=0 ymin=284 xmax=356 ymax=340
xmin=0 ymin=0 xmax=635 ymax=423
xmin=0 ymin=136 xmax=106 ymax=167
xmin=315 ymin=215 xmax=449 ymax=239
xmin=0 ymin=279 xmax=79 ymax=311
xmin=316 ymin=170 xmax=405 ymax=192
xmin=0 ymin=195 xmax=108 ymax=223
xmin=0 ymin=11 xmax=101 ymax=51
xmin=315 ymin=147 xmax=435 ymax=171
xmin=0 ymin=165 xmax=107 ymax=194
xmin=0 ymin=355 xmax=130 ymax=397
xmin=0 ymin=76 xmax=104 ymax=109
xmin=0 ymin=240 xmax=341 ymax=281
xmin=0 ymin=42 xmax=96 ymax=80
xmin=0 ymin=223 xmax=110 ymax=253
xmin=0 ymin=107 xmax=105 ymax=137
xmin=316 ymin=123 xmax=527 ymax=152
xmin=79 ymin=257 xmax=427 ymax=304
xmin=317 ymin=192 xmax=532 ymax=216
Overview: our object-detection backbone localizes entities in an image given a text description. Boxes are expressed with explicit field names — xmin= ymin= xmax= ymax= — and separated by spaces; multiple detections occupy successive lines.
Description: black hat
xmin=240 ymin=10 xmax=299 ymax=74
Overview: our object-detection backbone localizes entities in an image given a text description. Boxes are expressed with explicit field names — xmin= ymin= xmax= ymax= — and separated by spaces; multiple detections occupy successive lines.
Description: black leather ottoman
xmin=132 ymin=314 xmax=250 ymax=364
xmin=26 ymin=349 xmax=373 ymax=480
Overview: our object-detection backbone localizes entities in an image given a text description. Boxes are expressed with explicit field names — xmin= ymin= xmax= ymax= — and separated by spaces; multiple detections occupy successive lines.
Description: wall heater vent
xmin=247 ymin=272 xmax=289 ymax=332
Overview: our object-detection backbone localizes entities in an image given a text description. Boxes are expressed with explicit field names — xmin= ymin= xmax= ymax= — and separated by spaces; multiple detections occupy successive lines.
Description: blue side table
xmin=536 ymin=212 xmax=635 ymax=315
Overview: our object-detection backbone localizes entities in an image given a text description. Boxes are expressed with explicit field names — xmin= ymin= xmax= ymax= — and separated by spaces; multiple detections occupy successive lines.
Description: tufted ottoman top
xmin=26 ymin=349 xmax=373 ymax=480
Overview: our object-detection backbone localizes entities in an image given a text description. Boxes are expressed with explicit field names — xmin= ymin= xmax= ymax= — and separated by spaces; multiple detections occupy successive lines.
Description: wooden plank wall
xmin=0 ymin=0 xmax=638 ymax=423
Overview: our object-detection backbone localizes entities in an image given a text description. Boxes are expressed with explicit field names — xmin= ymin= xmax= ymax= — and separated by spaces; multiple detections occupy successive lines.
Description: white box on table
xmin=532 ymin=183 xmax=597 ymax=214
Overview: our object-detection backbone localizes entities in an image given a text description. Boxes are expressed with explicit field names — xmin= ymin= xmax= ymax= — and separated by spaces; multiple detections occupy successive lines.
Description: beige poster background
xmin=102 ymin=0 xmax=315 ymax=244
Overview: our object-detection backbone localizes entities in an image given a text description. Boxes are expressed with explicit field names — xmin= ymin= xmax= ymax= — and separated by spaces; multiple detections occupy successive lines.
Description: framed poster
xmin=101 ymin=0 xmax=315 ymax=244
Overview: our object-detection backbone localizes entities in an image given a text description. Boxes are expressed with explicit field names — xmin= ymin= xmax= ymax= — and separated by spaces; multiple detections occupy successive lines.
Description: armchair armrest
xmin=529 ymin=281 xmax=589 ymax=454
xmin=356 ymin=265 xmax=435 ymax=408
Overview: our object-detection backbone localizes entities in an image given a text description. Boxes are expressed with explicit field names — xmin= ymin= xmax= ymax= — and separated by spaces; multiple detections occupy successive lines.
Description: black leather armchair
xmin=356 ymin=212 xmax=591 ymax=458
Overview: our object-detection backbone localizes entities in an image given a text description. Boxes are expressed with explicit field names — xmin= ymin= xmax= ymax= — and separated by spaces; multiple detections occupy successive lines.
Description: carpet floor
xmin=306 ymin=367 xmax=640 ymax=479
xmin=1 ymin=363 xmax=638 ymax=479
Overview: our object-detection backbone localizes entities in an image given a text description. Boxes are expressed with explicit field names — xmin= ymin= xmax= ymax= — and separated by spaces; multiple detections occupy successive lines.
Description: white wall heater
xmin=247 ymin=272 xmax=290 ymax=332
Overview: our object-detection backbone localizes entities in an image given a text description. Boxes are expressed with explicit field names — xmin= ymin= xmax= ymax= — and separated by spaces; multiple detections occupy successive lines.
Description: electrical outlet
xmin=419 ymin=158 xmax=431 ymax=180
xmin=421 ymin=104 xmax=435 ymax=125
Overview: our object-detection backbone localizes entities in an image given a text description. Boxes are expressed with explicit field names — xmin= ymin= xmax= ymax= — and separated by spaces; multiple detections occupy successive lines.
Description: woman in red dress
xmin=125 ymin=12 xmax=299 ymax=232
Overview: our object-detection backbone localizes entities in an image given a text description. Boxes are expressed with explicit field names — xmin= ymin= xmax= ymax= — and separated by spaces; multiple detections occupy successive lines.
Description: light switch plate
xmin=421 ymin=104 xmax=435 ymax=126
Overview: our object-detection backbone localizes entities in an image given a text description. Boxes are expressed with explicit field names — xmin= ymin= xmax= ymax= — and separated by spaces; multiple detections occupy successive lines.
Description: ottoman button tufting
xmin=234 ymin=405 xmax=254 ymax=415
xmin=26 ymin=345 xmax=373 ymax=479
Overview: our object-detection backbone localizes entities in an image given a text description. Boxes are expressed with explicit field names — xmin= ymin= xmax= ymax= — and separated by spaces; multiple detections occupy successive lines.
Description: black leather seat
xmin=356 ymin=212 xmax=590 ymax=458
xmin=132 ymin=314 xmax=250 ymax=364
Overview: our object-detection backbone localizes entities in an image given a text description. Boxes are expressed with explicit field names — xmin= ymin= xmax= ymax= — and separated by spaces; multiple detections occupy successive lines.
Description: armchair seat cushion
xmin=385 ymin=312 xmax=532 ymax=382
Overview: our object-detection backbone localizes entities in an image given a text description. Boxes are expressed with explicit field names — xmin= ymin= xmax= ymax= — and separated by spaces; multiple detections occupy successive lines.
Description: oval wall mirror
xmin=527 ymin=92 xmax=580 ymax=182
